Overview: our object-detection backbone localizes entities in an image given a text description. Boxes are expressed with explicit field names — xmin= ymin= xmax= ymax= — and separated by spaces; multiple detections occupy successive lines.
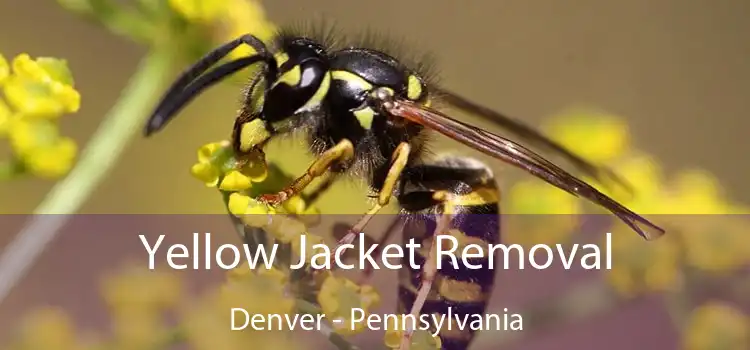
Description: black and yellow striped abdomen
xmin=396 ymin=157 xmax=500 ymax=350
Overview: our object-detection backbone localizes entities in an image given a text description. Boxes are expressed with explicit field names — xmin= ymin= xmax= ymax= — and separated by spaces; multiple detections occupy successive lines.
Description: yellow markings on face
xmin=239 ymin=119 xmax=270 ymax=152
xmin=353 ymin=107 xmax=376 ymax=129
xmin=274 ymin=52 xmax=290 ymax=67
xmin=331 ymin=70 xmax=373 ymax=90
xmin=273 ymin=65 xmax=301 ymax=88
xmin=298 ymin=72 xmax=330 ymax=111
xmin=407 ymin=75 xmax=423 ymax=100
xmin=449 ymin=186 xmax=500 ymax=206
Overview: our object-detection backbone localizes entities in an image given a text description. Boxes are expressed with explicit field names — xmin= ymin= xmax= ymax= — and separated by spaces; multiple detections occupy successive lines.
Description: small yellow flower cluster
xmin=0 ymin=53 xmax=80 ymax=179
xmin=190 ymin=139 xmax=383 ymax=343
xmin=4 ymin=308 xmax=98 ymax=350
xmin=531 ymin=108 xmax=750 ymax=296
xmin=101 ymin=265 xmax=182 ymax=349
xmin=504 ymin=179 xmax=581 ymax=247
xmin=182 ymin=266 xmax=298 ymax=350
xmin=317 ymin=274 xmax=381 ymax=335
xmin=683 ymin=301 xmax=749 ymax=350
xmin=168 ymin=0 xmax=277 ymax=60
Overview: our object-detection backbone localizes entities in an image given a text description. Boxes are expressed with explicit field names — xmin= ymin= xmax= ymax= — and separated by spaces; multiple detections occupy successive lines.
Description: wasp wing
xmin=385 ymin=98 xmax=665 ymax=240
xmin=434 ymin=87 xmax=633 ymax=195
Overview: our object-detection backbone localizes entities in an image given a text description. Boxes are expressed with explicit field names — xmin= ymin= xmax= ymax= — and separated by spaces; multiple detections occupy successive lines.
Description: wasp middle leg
xmin=395 ymin=156 xmax=501 ymax=350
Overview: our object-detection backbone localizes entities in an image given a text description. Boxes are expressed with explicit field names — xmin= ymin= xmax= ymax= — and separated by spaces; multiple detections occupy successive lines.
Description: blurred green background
xmin=0 ymin=0 xmax=748 ymax=215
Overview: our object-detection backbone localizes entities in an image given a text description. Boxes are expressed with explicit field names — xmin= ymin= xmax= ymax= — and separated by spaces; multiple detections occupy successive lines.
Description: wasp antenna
xmin=144 ymin=35 xmax=275 ymax=136
xmin=145 ymin=56 xmax=270 ymax=136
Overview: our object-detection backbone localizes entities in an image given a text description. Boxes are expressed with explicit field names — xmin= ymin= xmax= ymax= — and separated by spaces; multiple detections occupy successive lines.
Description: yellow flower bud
xmin=197 ymin=141 xmax=226 ymax=163
xmin=282 ymin=195 xmax=307 ymax=215
xmin=227 ymin=193 xmax=252 ymax=216
xmin=190 ymin=162 xmax=220 ymax=187
xmin=24 ymin=137 xmax=77 ymax=178
xmin=219 ymin=170 xmax=253 ymax=191
xmin=3 ymin=75 xmax=80 ymax=118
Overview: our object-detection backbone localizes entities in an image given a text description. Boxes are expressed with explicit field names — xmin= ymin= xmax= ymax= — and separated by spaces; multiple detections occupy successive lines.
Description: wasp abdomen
xmin=397 ymin=156 xmax=500 ymax=350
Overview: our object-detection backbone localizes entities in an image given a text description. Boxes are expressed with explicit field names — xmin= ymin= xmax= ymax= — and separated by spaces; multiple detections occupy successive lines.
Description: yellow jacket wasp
xmin=144 ymin=24 xmax=665 ymax=350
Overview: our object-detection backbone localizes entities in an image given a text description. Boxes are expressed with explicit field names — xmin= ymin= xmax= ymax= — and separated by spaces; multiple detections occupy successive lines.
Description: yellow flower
xmin=15 ymin=308 xmax=79 ymax=350
xmin=7 ymin=118 xmax=78 ymax=178
xmin=600 ymin=152 xmax=668 ymax=213
xmin=0 ymin=53 xmax=8 ymax=84
xmin=544 ymin=108 xmax=630 ymax=163
xmin=24 ymin=137 xmax=77 ymax=178
xmin=168 ymin=0 xmax=227 ymax=23
xmin=384 ymin=324 xmax=442 ymax=350
xmin=219 ymin=169 xmax=253 ymax=191
xmin=191 ymin=162 xmax=221 ymax=187
xmin=227 ymin=192 xmax=277 ymax=228
xmin=684 ymin=302 xmax=749 ymax=350
xmin=318 ymin=275 xmax=380 ymax=335
xmin=605 ymin=227 xmax=682 ymax=297
xmin=219 ymin=0 xmax=277 ymax=60
xmin=678 ymin=214 xmax=750 ymax=272
xmin=110 ymin=308 xmax=166 ymax=350
xmin=505 ymin=180 xmax=580 ymax=246
xmin=0 ymin=98 xmax=12 ymax=135
xmin=190 ymin=140 xmax=268 ymax=189
xmin=101 ymin=265 xmax=183 ymax=314
xmin=266 ymin=214 xmax=307 ymax=243
xmin=4 ymin=54 xmax=80 ymax=117
xmin=182 ymin=269 xmax=297 ymax=350
xmin=666 ymin=169 xmax=730 ymax=214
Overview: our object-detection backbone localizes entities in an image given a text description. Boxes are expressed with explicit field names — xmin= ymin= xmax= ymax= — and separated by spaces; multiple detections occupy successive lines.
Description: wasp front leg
xmin=396 ymin=156 xmax=501 ymax=350
xmin=259 ymin=139 xmax=355 ymax=205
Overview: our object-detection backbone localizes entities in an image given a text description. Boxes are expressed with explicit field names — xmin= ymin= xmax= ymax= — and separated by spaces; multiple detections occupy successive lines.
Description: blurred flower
xmin=12 ymin=308 xmax=81 ymax=350
xmin=318 ymin=275 xmax=380 ymax=335
xmin=101 ymin=265 xmax=183 ymax=314
xmin=605 ymin=227 xmax=683 ymax=297
xmin=384 ymin=323 xmax=442 ymax=350
xmin=684 ymin=301 xmax=749 ymax=350
xmin=0 ymin=53 xmax=80 ymax=179
xmin=666 ymin=169 xmax=731 ymax=214
xmin=182 ymin=266 xmax=297 ymax=350
xmin=5 ymin=54 xmax=80 ymax=117
xmin=168 ymin=0 xmax=227 ymax=24
xmin=213 ymin=0 xmax=277 ymax=60
xmin=544 ymin=108 xmax=631 ymax=164
xmin=504 ymin=179 xmax=581 ymax=246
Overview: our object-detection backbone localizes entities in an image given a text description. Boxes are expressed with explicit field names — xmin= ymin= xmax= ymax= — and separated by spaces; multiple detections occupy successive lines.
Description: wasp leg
xmin=259 ymin=139 xmax=355 ymax=205
xmin=333 ymin=142 xmax=411 ymax=249
xmin=399 ymin=194 xmax=455 ymax=350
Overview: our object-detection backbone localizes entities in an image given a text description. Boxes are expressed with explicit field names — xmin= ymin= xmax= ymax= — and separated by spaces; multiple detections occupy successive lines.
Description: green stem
xmin=0 ymin=49 xmax=174 ymax=304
